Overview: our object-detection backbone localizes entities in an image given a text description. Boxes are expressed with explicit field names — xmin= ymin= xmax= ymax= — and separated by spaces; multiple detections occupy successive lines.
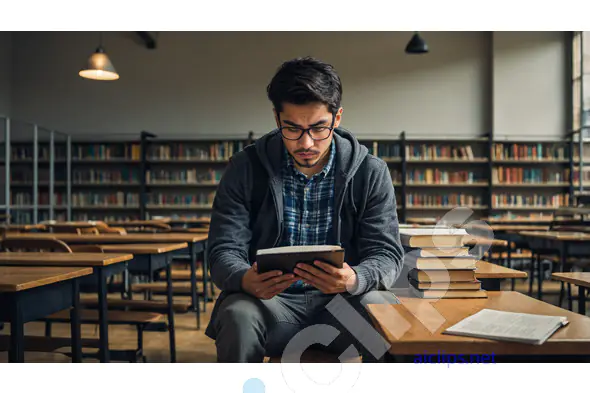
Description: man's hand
xmin=294 ymin=261 xmax=358 ymax=294
xmin=241 ymin=262 xmax=299 ymax=299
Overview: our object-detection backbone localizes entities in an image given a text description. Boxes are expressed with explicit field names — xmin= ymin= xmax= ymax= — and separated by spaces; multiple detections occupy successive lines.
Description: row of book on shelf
xmin=406 ymin=145 xmax=476 ymax=160
xmin=147 ymin=142 xmax=245 ymax=161
xmin=11 ymin=166 xmax=589 ymax=186
xmin=9 ymin=140 xmax=590 ymax=162
xmin=492 ymin=167 xmax=570 ymax=184
xmin=491 ymin=194 xmax=570 ymax=208
xmin=406 ymin=194 xmax=483 ymax=207
xmin=10 ymin=190 xmax=572 ymax=209
xmin=406 ymin=169 xmax=481 ymax=184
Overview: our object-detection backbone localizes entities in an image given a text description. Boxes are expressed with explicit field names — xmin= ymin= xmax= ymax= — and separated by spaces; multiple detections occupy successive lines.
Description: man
xmin=205 ymin=56 xmax=404 ymax=362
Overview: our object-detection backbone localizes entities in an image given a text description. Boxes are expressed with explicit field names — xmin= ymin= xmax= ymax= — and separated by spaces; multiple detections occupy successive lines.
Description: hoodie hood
xmin=253 ymin=126 xmax=369 ymax=183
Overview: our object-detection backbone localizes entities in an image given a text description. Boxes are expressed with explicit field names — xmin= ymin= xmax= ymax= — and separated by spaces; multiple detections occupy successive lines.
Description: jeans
xmin=212 ymin=288 xmax=399 ymax=362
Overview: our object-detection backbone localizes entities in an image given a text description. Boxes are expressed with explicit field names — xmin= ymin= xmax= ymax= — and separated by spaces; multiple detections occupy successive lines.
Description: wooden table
xmin=475 ymin=261 xmax=527 ymax=290
xmin=520 ymin=231 xmax=590 ymax=307
xmin=4 ymin=233 xmax=210 ymax=313
xmin=552 ymin=272 xmax=590 ymax=315
xmin=94 ymin=242 xmax=191 ymax=358
xmin=0 ymin=252 xmax=133 ymax=362
xmin=368 ymin=291 xmax=590 ymax=361
xmin=0 ymin=266 xmax=93 ymax=362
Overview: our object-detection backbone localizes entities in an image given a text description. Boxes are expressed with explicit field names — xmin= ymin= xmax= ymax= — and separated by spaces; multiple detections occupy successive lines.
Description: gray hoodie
xmin=205 ymin=127 xmax=404 ymax=338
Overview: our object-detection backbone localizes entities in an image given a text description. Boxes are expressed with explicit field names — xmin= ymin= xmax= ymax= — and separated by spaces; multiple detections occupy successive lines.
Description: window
xmin=574 ymin=31 xmax=590 ymax=135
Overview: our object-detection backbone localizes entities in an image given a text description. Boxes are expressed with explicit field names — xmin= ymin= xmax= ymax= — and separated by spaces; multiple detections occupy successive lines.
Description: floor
xmin=0 ymin=278 xmax=585 ymax=363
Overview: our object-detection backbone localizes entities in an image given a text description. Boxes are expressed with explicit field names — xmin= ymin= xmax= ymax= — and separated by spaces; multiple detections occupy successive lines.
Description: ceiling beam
xmin=136 ymin=32 xmax=156 ymax=49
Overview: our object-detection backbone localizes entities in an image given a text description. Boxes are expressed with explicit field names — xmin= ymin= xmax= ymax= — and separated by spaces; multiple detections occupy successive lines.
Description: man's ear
xmin=334 ymin=107 xmax=343 ymax=127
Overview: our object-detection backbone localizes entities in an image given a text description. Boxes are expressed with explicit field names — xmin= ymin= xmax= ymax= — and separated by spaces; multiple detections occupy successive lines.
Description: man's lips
xmin=296 ymin=152 xmax=317 ymax=158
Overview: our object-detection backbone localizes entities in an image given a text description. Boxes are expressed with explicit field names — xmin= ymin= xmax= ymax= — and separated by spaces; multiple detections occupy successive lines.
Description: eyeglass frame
xmin=276 ymin=112 xmax=336 ymax=141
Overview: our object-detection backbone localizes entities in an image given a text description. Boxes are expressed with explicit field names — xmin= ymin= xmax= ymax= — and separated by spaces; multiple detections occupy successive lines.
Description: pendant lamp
xmin=79 ymin=32 xmax=119 ymax=81
xmin=405 ymin=32 xmax=429 ymax=54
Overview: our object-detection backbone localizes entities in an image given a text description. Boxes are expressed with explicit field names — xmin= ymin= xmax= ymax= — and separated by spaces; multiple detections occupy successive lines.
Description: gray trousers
xmin=212 ymin=289 xmax=399 ymax=362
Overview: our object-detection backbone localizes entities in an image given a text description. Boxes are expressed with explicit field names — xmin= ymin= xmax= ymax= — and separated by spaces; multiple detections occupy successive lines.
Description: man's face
xmin=275 ymin=102 xmax=342 ymax=170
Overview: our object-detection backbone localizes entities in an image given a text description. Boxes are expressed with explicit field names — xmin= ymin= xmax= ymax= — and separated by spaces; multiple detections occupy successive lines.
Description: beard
xmin=290 ymin=149 xmax=321 ymax=168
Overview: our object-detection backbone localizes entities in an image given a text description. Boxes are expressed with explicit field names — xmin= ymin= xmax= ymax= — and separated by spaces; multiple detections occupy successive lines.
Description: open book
xmin=256 ymin=245 xmax=344 ymax=274
xmin=443 ymin=309 xmax=569 ymax=345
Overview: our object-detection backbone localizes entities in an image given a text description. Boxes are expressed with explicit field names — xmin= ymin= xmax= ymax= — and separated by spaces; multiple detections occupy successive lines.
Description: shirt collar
xmin=284 ymin=139 xmax=336 ymax=180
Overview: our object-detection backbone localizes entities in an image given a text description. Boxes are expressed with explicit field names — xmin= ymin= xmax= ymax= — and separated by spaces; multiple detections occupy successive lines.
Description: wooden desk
xmin=475 ymin=261 xmax=527 ymax=278
xmin=368 ymin=291 xmax=590 ymax=360
xmin=0 ymin=266 xmax=92 ymax=362
xmin=4 ymin=233 xmax=209 ymax=313
xmin=552 ymin=272 xmax=590 ymax=315
xmin=520 ymin=230 xmax=590 ymax=306
xmin=475 ymin=261 xmax=527 ymax=290
xmin=0 ymin=252 xmax=133 ymax=362
xmin=97 ymin=243 xmax=188 ymax=255
xmin=94 ymin=242 xmax=190 ymax=360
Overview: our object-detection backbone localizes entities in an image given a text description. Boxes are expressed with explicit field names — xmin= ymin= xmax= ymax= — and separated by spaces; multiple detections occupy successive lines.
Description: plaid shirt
xmin=281 ymin=139 xmax=336 ymax=290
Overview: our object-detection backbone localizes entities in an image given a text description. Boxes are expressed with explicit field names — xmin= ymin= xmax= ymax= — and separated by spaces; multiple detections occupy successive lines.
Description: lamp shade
xmin=79 ymin=47 xmax=119 ymax=81
xmin=405 ymin=32 xmax=429 ymax=54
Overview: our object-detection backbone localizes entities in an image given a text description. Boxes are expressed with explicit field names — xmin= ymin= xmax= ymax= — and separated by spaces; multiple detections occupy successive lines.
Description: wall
xmin=11 ymin=31 xmax=489 ymax=140
xmin=9 ymin=31 xmax=569 ymax=141
xmin=493 ymin=31 xmax=569 ymax=140
xmin=0 ymin=32 xmax=11 ymax=117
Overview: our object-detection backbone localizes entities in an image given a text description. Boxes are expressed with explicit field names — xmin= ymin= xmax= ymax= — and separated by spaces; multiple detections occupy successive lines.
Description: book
xmin=443 ymin=309 xmax=569 ymax=345
xmin=404 ymin=253 xmax=477 ymax=270
xmin=399 ymin=228 xmax=468 ymax=248
xmin=403 ymin=246 xmax=471 ymax=258
xmin=410 ymin=287 xmax=488 ymax=299
xmin=409 ymin=278 xmax=482 ymax=291
xmin=408 ymin=269 xmax=476 ymax=282
xmin=255 ymin=245 xmax=345 ymax=274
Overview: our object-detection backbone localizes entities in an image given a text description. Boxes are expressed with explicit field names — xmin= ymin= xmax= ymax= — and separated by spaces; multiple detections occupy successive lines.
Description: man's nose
xmin=298 ymin=132 xmax=314 ymax=149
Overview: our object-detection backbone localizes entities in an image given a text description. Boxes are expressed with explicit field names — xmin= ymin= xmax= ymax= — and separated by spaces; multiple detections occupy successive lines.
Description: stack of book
xmin=400 ymin=227 xmax=487 ymax=299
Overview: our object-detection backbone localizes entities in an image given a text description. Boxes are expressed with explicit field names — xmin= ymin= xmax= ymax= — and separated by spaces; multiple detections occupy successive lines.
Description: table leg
xmin=537 ymin=253 xmax=543 ymax=301
xmin=70 ymin=278 xmax=82 ymax=363
xmin=480 ymin=278 xmax=501 ymax=291
xmin=579 ymin=286 xmax=586 ymax=316
xmin=97 ymin=268 xmax=110 ymax=363
xmin=166 ymin=257 xmax=177 ymax=363
xmin=9 ymin=295 xmax=24 ymax=363
xmin=203 ymin=240 xmax=209 ymax=308
xmin=190 ymin=243 xmax=201 ymax=329
xmin=558 ymin=242 xmax=566 ymax=308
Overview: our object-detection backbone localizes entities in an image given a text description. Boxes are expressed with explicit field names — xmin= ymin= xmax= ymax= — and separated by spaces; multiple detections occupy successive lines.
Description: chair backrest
xmin=76 ymin=227 xmax=100 ymax=235
xmin=97 ymin=226 xmax=127 ymax=234
xmin=0 ymin=238 xmax=73 ymax=253
xmin=69 ymin=244 xmax=104 ymax=253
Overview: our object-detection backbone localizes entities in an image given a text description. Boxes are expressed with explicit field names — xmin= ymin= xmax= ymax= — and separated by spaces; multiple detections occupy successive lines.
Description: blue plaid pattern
xmin=281 ymin=139 xmax=336 ymax=290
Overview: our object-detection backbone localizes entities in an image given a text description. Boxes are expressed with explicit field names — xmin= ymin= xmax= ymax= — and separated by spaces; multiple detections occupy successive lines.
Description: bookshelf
xmin=1 ymin=115 xmax=580 ymax=225
xmin=358 ymin=132 xmax=579 ymax=223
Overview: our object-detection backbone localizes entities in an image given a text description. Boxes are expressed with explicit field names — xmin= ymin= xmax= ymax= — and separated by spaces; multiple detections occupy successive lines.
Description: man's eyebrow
xmin=283 ymin=119 xmax=330 ymax=127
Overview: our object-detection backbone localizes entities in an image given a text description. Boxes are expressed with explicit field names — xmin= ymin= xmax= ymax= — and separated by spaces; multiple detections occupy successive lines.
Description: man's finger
xmin=256 ymin=270 xmax=284 ymax=281
xmin=257 ymin=274 xmax=296 ymax=293
xmin=295 ymin=263 xmax=333 ymax=280
xmin=260 ymin=278 xmax=298 ymax=298
xmin=313 ymin=260 xmax=340 ymax=275
xmin=297 ymin=269 xmax=330 ymax=289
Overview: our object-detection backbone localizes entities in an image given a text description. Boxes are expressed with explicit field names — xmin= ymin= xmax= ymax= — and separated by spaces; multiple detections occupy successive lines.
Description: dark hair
xmin=267 ymin=56 xmax=342 ymax=115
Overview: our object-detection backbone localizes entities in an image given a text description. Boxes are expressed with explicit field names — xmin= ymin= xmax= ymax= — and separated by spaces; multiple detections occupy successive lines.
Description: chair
xmin=0 ymin=238 xmax=73 ymax=253
xmin=76 ymin=227 xmax=100 ymax=235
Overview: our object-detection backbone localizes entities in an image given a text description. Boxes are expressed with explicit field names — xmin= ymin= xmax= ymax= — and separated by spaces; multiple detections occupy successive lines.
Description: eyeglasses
xmin=277 ymin=113 xmax=335 ymax=141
